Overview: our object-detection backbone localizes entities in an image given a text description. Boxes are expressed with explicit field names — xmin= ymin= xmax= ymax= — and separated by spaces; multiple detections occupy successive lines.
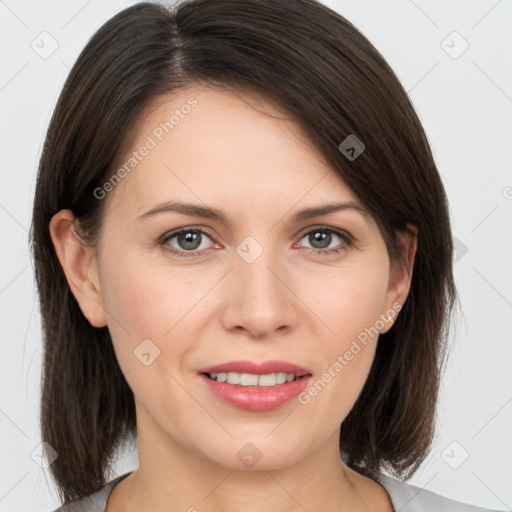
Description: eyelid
xmin=294 ymin=225 xmax=354 ymax=253
xmin=161 ymin=224 xmax=353 ymax=244
xmin=296 ymin=224 xmax=353 ymax=241
xmin=160 ymin=224 xmax=354 ymax=258
xmin=159 ymin=226 xmax=217 ymax=248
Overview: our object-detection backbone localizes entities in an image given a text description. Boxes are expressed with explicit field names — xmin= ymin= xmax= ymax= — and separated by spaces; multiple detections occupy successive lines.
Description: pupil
xmin=310 ymin=230 xmax=331 ymax=249
xmin=178 ymin=231 xmax=201 ymax=250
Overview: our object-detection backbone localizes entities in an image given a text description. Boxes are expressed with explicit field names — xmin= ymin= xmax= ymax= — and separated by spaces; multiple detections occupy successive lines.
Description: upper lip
xmin=199 ymin=360 xmax=312 ymax=377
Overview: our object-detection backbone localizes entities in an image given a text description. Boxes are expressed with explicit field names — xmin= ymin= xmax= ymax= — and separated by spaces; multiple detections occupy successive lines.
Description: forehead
xmin=103 ymin=84 xmax=362 ymax=220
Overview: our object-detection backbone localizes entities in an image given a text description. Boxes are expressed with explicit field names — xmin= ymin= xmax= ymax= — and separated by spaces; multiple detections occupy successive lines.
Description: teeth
xmin=208 ymin=372 xmax=298 ymax=386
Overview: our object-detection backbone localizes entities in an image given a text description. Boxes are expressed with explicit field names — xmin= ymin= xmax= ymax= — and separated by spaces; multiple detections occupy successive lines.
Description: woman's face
xmin=67 ymin=85 xmax=414 ymax=472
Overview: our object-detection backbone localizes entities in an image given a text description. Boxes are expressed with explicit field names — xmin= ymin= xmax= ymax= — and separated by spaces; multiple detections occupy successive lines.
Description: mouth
xmin=201 ymin=371 xmax=310 ymax=387
xmin=198 ymin=359 xmax=312 ymax=380
xmin=197 ymin=360 xmax=313 ymax=411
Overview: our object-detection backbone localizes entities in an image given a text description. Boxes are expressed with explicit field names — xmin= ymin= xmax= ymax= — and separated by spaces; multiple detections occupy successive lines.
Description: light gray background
xmin=1 ymin=0 xmax=511 ymax=511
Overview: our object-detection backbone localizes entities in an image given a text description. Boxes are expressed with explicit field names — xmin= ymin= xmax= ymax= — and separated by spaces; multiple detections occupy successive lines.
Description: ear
xmin=379 ymin=223 xmax=418 ymax=333
xmin=49 ymin=209 xmax=108 ymax=328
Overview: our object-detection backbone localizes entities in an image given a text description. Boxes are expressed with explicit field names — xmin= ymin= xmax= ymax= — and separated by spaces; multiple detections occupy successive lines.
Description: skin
xmin=50 ymin=84 xmax=417 ymax=512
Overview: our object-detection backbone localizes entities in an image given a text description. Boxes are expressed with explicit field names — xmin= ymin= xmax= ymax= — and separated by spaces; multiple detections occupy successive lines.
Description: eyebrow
xmin=136 ymin=200 xmax=369 ymax=226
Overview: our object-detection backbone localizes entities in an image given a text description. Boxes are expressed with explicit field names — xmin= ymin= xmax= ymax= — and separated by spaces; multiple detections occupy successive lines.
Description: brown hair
xmin=30 ymin=0 xmax=457 ymax=504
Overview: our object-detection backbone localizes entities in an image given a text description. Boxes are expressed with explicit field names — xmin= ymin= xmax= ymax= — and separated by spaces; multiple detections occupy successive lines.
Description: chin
xmin=200 ymin=437 xmax=311 ymax=472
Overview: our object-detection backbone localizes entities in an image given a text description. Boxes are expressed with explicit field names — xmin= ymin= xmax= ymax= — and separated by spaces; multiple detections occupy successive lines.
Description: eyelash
xmin=159 ymin=226 xmax=353 ymax=259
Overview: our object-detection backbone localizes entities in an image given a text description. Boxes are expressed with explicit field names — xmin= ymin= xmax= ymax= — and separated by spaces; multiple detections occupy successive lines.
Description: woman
xmin=31 ymin=1 xmax=502 ymax=511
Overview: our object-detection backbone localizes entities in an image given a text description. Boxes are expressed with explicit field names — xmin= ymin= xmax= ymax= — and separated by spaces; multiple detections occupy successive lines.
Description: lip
xmin=199 ymin=373 xmax=313 ymax=411
xmin=198 ymin=360 xmax=313 ymax=412
xmin=198 ymin=360 xmax=312 ymax=377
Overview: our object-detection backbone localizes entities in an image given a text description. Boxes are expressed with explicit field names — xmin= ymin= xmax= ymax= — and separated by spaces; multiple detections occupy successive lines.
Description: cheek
xmin=304 ymin=261 xmax=389 ymax=344
xmin=297 ymin=263 xmax=388 ymax=410
xmin=97 ymin=251 xmax=173 ymax=366
xmin=99 ymin=263 xmax=196 ymax=409
xmin=100 ymin=242 xmax=181 ymax=332
xmin=99 ymin=249 xmax=214 ymax=374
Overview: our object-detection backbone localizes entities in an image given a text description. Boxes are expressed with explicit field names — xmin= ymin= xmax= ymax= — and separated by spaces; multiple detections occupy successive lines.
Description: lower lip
xmin=199 ymin=373 xmax=312 ymax=411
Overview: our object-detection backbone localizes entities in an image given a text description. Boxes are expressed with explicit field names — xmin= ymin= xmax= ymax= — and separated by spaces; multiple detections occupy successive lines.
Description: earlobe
xmin=49 ymin=209 xmax=108 ymax=328
xmin=380 ymin=223 xmax=418 ymax=333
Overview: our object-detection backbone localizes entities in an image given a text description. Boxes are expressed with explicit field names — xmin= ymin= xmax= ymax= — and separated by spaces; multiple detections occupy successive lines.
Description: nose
xmin=221 ymin=243 xmax=298 ymax=339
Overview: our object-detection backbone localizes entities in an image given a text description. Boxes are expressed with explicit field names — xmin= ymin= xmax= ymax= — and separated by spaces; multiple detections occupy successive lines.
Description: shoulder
xmin=48 ymin=473 xmax=132 ymax=512
xmin=370 ymin=471 xmax=504 ymax=512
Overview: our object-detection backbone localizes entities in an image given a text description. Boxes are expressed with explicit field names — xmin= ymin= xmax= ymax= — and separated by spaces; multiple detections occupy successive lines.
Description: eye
xmin=296 ymin=227 xmax=353 ymax=256
xmin=160 ymin=226 xmax=353 ymax=259
xmin=161 ymin=228 xmax=216 ymax=257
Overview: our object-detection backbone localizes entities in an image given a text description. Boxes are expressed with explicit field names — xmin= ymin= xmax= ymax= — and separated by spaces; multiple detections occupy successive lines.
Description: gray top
xmin=51 ymin=470 xmax=504 ymax=511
